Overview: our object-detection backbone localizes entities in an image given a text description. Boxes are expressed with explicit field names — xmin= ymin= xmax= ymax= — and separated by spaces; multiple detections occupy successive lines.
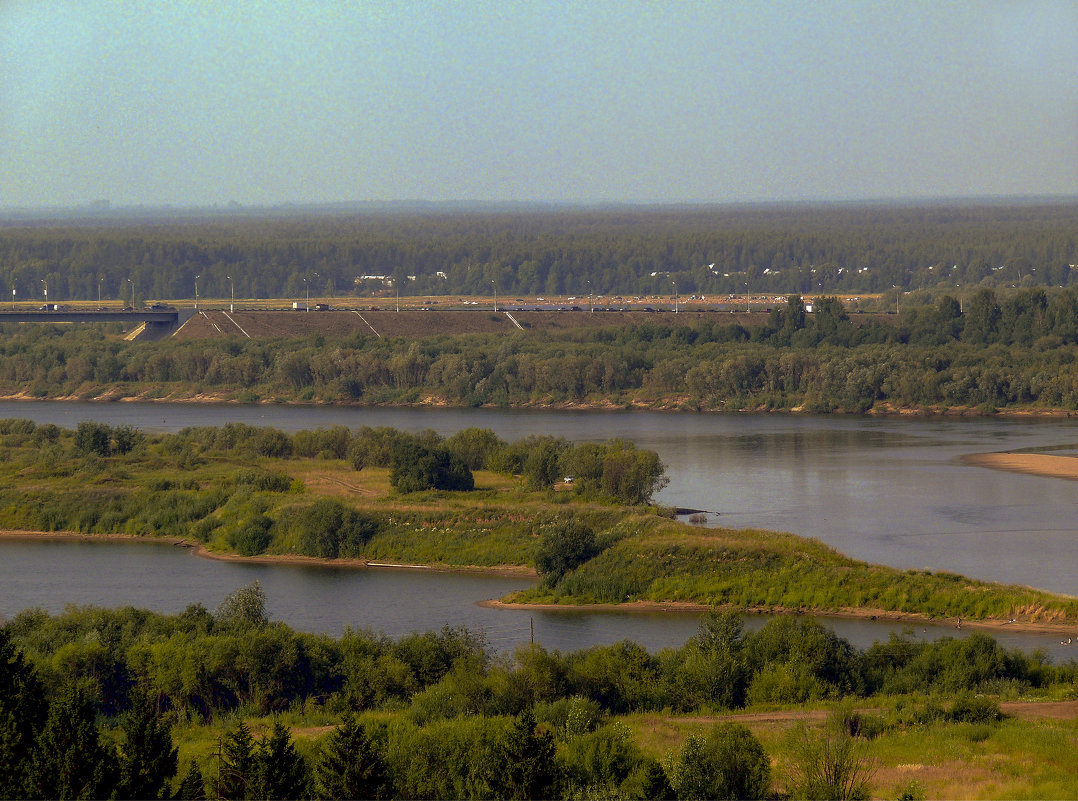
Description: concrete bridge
xmin=0 ymin=307 xmax=195 ymax=337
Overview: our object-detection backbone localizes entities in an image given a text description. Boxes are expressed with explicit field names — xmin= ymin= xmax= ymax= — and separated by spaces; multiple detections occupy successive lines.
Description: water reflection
xmin=0 ymin=401 xmax=1076 ymax=651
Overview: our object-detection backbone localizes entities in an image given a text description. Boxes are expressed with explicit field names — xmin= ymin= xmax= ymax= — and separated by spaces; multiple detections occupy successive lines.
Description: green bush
xmin=667 ymin=723 xmax=770 ymax=801
xmin=390 ymin=439 xmax=473 ymax=493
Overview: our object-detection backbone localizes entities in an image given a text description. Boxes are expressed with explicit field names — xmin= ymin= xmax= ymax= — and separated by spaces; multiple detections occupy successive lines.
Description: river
xmin=1 ymin=400 xmax=1076 ymax=657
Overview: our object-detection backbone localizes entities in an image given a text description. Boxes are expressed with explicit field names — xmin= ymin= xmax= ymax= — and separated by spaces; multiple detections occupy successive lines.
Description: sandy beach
xmin=962 ymin=451 xmax=1078 ymax=481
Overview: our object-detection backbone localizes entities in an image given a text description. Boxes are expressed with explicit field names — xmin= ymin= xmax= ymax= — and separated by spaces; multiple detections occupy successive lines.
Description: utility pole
xmin=227 ymin=275 xmax=234 ymax=313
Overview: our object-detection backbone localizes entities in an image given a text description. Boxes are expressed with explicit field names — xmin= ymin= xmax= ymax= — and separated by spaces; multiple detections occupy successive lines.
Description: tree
xmin=253 ymin=720 xmax=309 ymax=800
xmin=218 ymin=721 xmax=257 ymax=800
xmin=315 ymin=714 xmax=389 ymax=800
xmin=115 ymin=688 xmax=178 ymax=800
xmin=215 ymin=581 xmax=269 ymax=628
xmin=667 ymin=723 xmax=770 ymax=801
xmin=175 ymin=762 xmax=207 ymax=800
xmin=445 ymin=427 xmax=505 ymax=470
xmin=535 ymin=519 xmax=600 ymax=586
xmin=493 ymin=709 xmax=558 ymax=800
xmin=74 ymin=420 xmax=112 ymax=457
xmin=0 ymin=628 xmax=47 ymax=798
xmin=390 ymin=438 xmax=473 ymax=493
xmin=25 ymin=682 xmax=119 ymax=800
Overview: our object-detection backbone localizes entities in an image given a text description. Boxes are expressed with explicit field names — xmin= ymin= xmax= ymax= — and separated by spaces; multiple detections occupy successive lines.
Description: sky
xmin=1 ymin=0 xmax=1076 ymax=208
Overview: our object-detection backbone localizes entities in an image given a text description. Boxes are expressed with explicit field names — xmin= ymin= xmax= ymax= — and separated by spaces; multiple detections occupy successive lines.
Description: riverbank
xmin=479 ymin=598 xmax=1078 ymax=636
xmin=963 ymin=451 xmax=1078 ymax=480
xmin=0 ymin=528 xmax=538 ymax=577
xmin=2 ymin=388 xmax=1078 ymax=418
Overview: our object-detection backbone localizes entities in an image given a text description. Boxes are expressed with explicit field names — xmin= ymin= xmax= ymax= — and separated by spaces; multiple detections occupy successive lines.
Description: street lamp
xmin=10 ymin=286 xmax=14 ymax=310
xmin=892 ymin=284 xmax=899 ymax=315
xmin=491 ymin=279 xmax=497 ymax=312
xmin=395 ymin=281 xmax=399 ymax=313
xmin=41 ymin=279 xmax=47 ymax=306
xmin=194 ymin=274 xmax=201 ymax=310
xmin=304 ymin=275 xmax=310 ymax=312
xmin=127 ymin=278 xmax=134 ymax=309
xmin=672 ymin=281 xmax=678 ymax=314
xmin=226 ymin=274 xmax=234 ymax=313
xmin=97 ymin=277 xmax=103 ymax=305
xmin=586 ymin=280 xmax=593 ymax=313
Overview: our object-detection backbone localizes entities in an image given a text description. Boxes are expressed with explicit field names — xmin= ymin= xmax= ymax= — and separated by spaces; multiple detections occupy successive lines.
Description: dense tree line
xmin=0 ymin=593 xmax=1064 ymax=799
xmin=8 ymin=288 xmax=1078 ymax=412
xmin=1 ymin=203 xmax=1075 ymax=303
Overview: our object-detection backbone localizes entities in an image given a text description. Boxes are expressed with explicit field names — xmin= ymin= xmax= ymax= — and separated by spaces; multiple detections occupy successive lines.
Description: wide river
xmin=1 ymin=400 xmax=1076 ymax=657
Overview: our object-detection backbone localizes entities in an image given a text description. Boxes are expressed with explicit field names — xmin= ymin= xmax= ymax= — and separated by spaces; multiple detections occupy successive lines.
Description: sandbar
xmin=962 ymin=451 xmax=1078 ymax=481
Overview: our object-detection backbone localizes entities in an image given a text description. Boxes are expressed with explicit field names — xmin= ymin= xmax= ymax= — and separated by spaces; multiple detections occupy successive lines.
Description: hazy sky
xmin=2 ymin=0 xmax=1076 ymax=207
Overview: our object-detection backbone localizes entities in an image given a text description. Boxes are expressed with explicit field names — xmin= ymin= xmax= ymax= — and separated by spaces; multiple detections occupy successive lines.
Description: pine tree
xmin=115 ymin=688 xmax=179 ymax=800
xmin=175 ymin=762 xmax=208 ymax=800
xmin=0 ymin=628 xmax=47 ymax=798
xmin=314 ymin=714 xmax=389 ymax=800
xmin=253 ymin=720 xmax=309 ymax=800
xmin=25 ymin=681 xmax=118 ymax=800
xmin=495 ymin=709 xmax=558 ymax=800
xmin=218 ymin=721 xmax=257 ymax=800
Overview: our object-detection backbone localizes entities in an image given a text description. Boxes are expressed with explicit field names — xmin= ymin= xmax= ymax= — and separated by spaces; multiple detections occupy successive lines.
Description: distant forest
xmin=1 ymin=202 xmax=1076 ymax=303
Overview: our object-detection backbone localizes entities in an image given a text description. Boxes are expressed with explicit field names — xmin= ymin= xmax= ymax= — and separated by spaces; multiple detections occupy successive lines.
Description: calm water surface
xmin=1 ymin=401 xmax=1076 ymax=656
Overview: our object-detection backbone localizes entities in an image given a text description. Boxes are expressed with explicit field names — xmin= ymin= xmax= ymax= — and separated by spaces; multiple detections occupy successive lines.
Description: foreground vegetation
xmin=0 ymin=419 xmax=1075 ymax=627
xmin=3 ymin=595 xmax=1078 ymax=799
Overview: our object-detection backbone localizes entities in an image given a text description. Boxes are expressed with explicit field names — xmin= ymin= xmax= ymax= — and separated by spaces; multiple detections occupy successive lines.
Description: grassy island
xmin=0 ymin=418 xmax=1075 ymax=631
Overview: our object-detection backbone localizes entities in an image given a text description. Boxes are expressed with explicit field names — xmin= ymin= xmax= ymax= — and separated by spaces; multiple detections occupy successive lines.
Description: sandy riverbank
xmin=962 ymin=451 xmax=1078 ymax=481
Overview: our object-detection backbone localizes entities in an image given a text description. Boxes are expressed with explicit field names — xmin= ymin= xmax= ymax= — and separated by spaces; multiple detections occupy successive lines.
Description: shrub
xmin=667 ymin=723 xmax=770 ymax=801
xmin=948 ymin=693 xmax=1003 ymax=724
xmin=786 ymin=710 xmax=876 ymax=801
xmin=535 ymin=519 xmax=600 ymax=586
xmin=389 ymin=439 xmax=473 ymax=493
xmin=287 ymin=499 xmax=379 ymax=559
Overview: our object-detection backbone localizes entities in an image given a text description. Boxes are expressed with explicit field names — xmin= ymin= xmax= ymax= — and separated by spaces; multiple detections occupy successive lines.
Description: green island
xmin=0 ymin=418 xmax=1072 ymax=627
xmin=2 ymin=420 xmax=1078 ymax=798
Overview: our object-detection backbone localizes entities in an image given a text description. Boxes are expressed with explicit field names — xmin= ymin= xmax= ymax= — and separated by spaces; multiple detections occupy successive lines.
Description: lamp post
xmin=892 ymin=284 xmax=899 ymax=315
xmin=226 ymin=275 xmax=234 ymax=313
xmin=745 ymin=280 xmax=750 ymax=313
xmin=304 ymin=276 xmax=310 ymax=312
xmin=586 ymin=280 xmax=593 ymax=313
xmin=672 ymin=281 xmax=678 ymax=314
xmin=492 ymin=280 xmax=497 ymax=312
xmin=41 ymin=279 xmax=47 ymax=306
xmin=194 ymin=274 xmax=201 ymax=310
xmin=127 ymin=278 xmax=134 ymax=309
xmin=395 ymin=280 xmax=399 ymax=313
xmin=11 ymin=286 xmax=14 ymax=310
xmin=97 ymin=277 xmax=103 ymax=305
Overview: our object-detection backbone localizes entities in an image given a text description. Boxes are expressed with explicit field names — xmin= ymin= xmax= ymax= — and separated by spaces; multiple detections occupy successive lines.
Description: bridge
xmin=0 ymin=307 xmax=194 ymax=337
